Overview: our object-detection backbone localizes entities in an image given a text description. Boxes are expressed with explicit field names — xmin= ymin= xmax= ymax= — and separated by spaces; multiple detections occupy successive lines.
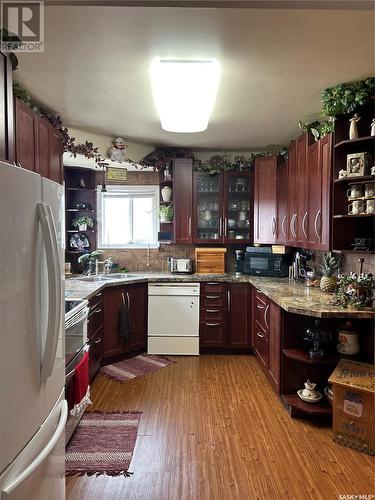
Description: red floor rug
xmin=65 ymin=411 xmax=142 ymax=476
xmin=100 ymin=354 xmax=175 ymax=383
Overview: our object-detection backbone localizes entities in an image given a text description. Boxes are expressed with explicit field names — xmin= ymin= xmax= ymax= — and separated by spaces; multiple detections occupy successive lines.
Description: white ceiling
xmin=16 ymin=5 xmax=374 ymax=150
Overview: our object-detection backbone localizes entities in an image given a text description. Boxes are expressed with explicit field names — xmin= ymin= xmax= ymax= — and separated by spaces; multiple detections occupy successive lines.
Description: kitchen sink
xmin=74 ymin=273 xmax=141 ymax=282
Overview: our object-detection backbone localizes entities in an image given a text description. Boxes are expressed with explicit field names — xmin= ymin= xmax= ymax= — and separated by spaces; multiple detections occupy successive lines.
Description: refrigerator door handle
xmin=0 ymin=400 xmax=67 ymax=496
xmin=38 ymin=203 xmax=62 ymax=383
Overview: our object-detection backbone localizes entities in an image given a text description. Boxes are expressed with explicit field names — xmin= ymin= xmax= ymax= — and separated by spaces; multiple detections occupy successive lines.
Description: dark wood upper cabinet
xmin=49 ymin=127 xmax=64 ymax=184
xmin=307 ymin=134 xmax=332 ymax=251
xmin=296 ymin=133 xmax=309 ymax=246
xmin=0 ymin=51 xmax=14 ymax=164
xmin=15 ymin=97 xmax=64 ymax=184
xmin=15 ymin=98 xmax=37 ymax=172
xmin=37 ymin=118 xmax=50 ymax=179
xmin=275 ymin=159 xmax=288 ymax=245
xmin=193 ymin=170 xmax=252 ymax=245
xmin=253 ymin=155 xmax=278 ymax=244
xmin=174 ymin=158 xmax=193 ymax=244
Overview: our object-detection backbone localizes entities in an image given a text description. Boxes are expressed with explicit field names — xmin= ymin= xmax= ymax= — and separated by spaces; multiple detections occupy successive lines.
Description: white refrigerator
xmin=0 ymin=162 xmax=66 ymax=499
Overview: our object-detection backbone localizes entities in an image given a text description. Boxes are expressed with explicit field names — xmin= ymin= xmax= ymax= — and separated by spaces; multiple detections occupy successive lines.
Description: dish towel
xmin=70 ymin=350 xmax=92 ymax=417
xmin=119 ymin=300 xmax=130 ymax=339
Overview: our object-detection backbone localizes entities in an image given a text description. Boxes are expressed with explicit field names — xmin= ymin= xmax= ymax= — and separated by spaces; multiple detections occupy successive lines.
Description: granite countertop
xmin=65 ymin=272 xmax=375 ymax=319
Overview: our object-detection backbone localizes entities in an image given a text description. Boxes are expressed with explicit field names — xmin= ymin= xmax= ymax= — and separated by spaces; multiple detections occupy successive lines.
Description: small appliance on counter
xmin=168 ymin=257 xmax=193 ymax=274
xmin=241 ymin=246 xmax=290 ymax=277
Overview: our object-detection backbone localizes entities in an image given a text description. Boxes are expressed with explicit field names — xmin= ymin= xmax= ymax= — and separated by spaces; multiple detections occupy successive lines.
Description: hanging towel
xmin=70 ymin=350 xmax=92 ymax=417
xmin=119 ymin=300 xmax=131 ymax=339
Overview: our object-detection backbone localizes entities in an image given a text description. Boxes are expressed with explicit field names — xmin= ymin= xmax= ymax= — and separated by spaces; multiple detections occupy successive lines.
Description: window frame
xmin=97 ymin=184 xmax=160 ymax=249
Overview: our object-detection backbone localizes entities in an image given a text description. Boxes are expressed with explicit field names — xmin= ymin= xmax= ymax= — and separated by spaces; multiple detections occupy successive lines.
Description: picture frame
xmin=106 ymin=167 xmax=128 ymax=182
xmin=346 ymin=152 xmax=370 ymax=177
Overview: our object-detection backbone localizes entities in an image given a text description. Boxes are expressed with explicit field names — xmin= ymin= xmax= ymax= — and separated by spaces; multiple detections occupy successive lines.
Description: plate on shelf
xmin=297 ymin=390 xmax=322 ymax=403
xmin=69 ymin=233 xmax=90 ymax=250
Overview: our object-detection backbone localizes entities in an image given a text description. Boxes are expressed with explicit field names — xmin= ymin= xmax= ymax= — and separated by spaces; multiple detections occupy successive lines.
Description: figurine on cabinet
xmin=371 ymin=118 xmax=375 ymax=137
xmin=108 ymin=137 xmax=128 ymax=162
xmin=346 ymin=152 xmax=370 ymax=177
xmin=349 ymin=113 xmax=361 ymax=140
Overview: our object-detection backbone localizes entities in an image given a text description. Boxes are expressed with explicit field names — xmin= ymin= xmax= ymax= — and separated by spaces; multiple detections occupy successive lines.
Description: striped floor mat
xmin=100 ymin=354 xmax=175 ymax=383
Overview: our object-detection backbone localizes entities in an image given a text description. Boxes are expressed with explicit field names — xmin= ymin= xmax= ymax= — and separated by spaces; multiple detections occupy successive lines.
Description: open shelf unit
xmin=331 ymin=101 xmax=375 ymax=252
xmin=280 ymin=312 xmax=374 ymax=420
xmin=64 ymin=166 xmax=97 ymax=273
xmin=158 ymin=164 xmax=175 ymax=244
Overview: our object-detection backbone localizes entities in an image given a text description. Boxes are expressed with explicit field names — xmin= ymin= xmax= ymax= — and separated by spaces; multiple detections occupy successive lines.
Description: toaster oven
xmin=169 ymin=258 xmax=193 ymax=274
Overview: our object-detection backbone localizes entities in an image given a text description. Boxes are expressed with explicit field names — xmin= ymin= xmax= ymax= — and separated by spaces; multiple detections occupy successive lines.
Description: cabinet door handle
xmin=94 ymin=337 xmax=102 ymax=344
xmin=227 ymin=290 xmax=231 ymax=311
xmin=314 ymin=210 xmax=321 ymax=241
xmin=206 ymin=323 xmax=221 ymax=327
xmin=264 ymin=304 xmax=269 ymax=330
xmin=281 ymin=215 xmax=287 ymax=237
xmin=219 ymin=217 xmax=222 ymax=237
xmin=302 ymin=212 xmax=308 ymax=239
xmin=291 ymin=213 xmax=297 ymax=238
xmin=126 ymin=291 xmax=130 ymax=311
xmin=271 ymin=217 xmax=276 ymax=235
xmin=121 ymin=292 xmax=126 ymax=307
xmin=188 ymin=217 xmax=192 ymax=237
xmin=256 ymin=331 xmax=265 ymax=338
xmin=224 ymin=217 xmax=228 ymax=237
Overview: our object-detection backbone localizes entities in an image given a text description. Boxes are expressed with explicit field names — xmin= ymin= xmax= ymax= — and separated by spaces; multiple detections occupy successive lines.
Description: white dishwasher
xmin=147 ymin=283 xmax=200 ymax=355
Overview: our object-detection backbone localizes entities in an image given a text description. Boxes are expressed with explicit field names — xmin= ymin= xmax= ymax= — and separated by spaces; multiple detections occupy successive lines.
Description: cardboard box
xmin=329 ymin=359 xmax=374 ymax=455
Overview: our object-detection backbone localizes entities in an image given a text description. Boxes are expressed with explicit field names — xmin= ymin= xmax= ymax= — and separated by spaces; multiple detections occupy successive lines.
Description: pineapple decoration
xmin=319 ymin=252 xmax=343 ymax=293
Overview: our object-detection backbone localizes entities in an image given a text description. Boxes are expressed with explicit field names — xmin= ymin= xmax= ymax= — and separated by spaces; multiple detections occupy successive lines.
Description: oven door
xmin=65 ymin=306 xmax=89 ymax=366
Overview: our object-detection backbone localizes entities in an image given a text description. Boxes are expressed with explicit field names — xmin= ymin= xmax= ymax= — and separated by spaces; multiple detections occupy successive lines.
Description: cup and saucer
xmin=297 ymin=380 xmax=322 ymax=403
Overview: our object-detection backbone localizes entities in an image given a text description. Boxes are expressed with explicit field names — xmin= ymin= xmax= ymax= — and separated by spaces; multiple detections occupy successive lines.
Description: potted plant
xmin=319 ymin=252 xmax=343 ymax=293
xmin=159 ymin=204 xmax=173 ymax=223
xmin=72 ymin=216 xmax=94 ymax=231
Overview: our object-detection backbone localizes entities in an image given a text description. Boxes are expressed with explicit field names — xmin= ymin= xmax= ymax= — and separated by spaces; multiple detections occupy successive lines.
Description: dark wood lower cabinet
xmin=200 ymin=282 xmax=251 ymax=351
xmin=104 ymin=283 xmax=147 ymax=361
xmin=252 ymin=286 xmax=281 ymax=392
xmin=89 ymin=329 xmax=104 ymax=382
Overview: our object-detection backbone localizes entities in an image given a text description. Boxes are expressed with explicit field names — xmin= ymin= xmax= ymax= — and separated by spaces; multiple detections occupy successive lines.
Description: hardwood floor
xmin=66 ymin=355 xmax=374 ymax=500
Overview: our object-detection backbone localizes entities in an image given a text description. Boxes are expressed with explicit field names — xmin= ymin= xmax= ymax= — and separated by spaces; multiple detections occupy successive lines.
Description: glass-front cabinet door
xmin=223 ymin=172 xmax=252 ymax=243
xmin=193 ymin=172 xmax=223 ymax=243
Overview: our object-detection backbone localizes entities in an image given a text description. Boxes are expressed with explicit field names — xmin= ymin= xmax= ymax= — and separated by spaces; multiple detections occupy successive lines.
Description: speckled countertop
xmin=65 ymin=272 xmax=375 ymax=319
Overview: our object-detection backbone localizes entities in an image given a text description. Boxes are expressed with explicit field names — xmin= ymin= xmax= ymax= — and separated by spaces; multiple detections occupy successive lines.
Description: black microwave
xmin=243 ymin=252 xmax=290 ymax=277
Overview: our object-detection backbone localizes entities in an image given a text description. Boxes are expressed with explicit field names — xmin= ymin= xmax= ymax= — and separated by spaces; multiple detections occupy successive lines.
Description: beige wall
xmin=68 ymin=127 xmax=154 ymax=162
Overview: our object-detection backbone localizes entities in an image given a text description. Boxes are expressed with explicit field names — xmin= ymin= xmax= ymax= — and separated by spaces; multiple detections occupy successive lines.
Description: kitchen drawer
xmin=254 ymin=296 xmax=269 ymax=332
xmin=89 ymin=292 xmax=104 ymax=311
xmin=89 ymin=329 xmax=104 ymax=381
xmin=202 ymin=282 xmax=226 ymax=295
xmin=201 ymin=294 xmax=226 ymax=309
xmin=254 ymin=321 xmax=269 ymax=370
xmin=200 ymin=308 xmax=226 ymax=323
xmin=200 ymin=321 xmax=226 ymax=347
xmin=88 ymin=301 xmax=104 ymax=339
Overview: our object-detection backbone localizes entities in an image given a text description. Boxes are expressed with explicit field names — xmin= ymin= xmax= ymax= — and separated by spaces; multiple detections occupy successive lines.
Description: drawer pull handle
xmin=256 ymin=331 xmax=265 ymax=338
xmin=207 ymin=283 xmax=221 ymax=286
xmin=206 ymin=295 xmax=220 ymax=299
xmin=256 ymin=304 xmax=264 ymax=310
xmin=206 ymin=323 xmax=220 ymax=327
xmin=206 ymin=309 xmax=220 ymax=313
xmin=94 ymin=337 xmax=102 ymax=344
xmin=264 ymin=304 xmax=269 ymax=330
xmin=92 ymin=308 xmax=102 ymax=314
xmin=96 ymin=293 xmax=102 ymax=297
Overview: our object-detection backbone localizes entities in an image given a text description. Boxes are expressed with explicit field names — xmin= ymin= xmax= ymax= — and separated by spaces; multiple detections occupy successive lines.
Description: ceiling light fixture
xmin=150 ymin=58 xmax=221 ymax=133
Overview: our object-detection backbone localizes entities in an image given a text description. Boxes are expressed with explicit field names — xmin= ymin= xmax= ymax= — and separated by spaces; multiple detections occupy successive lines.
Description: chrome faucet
xmin=95 ymin=258 xmax=113 ymax=275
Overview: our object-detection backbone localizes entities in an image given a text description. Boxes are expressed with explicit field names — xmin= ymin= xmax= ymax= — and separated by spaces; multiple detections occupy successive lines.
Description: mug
xmin=364 ymin=182 xmax=375 ymax=198
xmin=371 ymin=166 xmax=375 ymax=176
xmin=365 ymin=199 xmax=375 ymax=214
xmin=337 ymin=331 xmax=360 ymax=355
xmin=347 ymin=184 xmax=362 ymax=199
xmin=348 ymin=200 xmax=364 ymax=215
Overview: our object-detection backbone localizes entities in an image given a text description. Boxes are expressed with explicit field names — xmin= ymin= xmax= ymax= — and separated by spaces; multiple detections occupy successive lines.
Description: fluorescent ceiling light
xmin=150 ymin=58 xmax=221 ymax=133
